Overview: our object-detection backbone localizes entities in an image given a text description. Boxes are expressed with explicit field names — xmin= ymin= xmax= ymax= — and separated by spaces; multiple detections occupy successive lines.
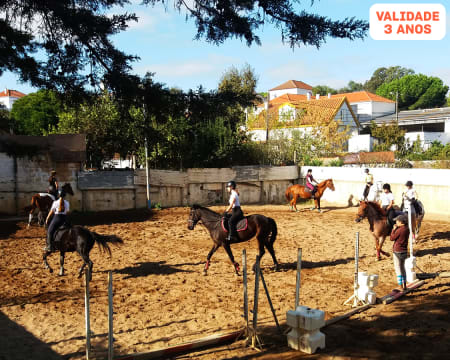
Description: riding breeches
xmin=47 ymin=214 xmax=66 ymax=247
xmin=228 ymin=207 xmax=244 ymax=237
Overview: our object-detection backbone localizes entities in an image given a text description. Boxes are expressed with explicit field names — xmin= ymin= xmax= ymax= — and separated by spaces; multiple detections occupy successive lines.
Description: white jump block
xmin=286 ymin=306 xmax=325 ymax=354
xmin=287 ymin=328 xmax=325 ymax=354
xmin=405 ymin=257 xmax=417 ymax=283
xmin=356 ymin=272 xmax=379 ymax=305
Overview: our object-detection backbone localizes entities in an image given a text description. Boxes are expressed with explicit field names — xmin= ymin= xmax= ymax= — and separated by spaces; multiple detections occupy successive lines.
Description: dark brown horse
xmin=355 ymin=201 xmax=392 ymax=261
xmin=25 ymin=183 xmax=74 ymax=228
xmin=43 ymin=225 xmax=123 ymax=280
xmin=285 ymin=179 xmax=335 ymax=212
xmin=187 ymin=205 xmax=279 ymax=275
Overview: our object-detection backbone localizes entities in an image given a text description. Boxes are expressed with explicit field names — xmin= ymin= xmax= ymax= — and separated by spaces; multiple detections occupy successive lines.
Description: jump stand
xmin=344 ymin=232 xmax=369 ymax=307
xmin=406 ymin=210 xmax=417 ymax=283
xmin=286 ymin=306 xmax=325 ymax=354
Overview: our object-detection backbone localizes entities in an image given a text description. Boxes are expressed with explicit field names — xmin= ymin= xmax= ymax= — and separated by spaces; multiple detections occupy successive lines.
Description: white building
xmin=0 ymin=89 xmax=26 ymax=110
xmin=372 ymin=107 xmax=450 ymax=149
xmin=268 ymin=80 xmax=313 ymax=101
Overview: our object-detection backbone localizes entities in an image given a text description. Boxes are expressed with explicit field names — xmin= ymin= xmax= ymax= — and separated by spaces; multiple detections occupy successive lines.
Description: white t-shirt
xmin=403 ymin=188 xmax=417 ymax=210
xmin=229 ymin=190 xmax=240 ymax=208
xmin=380 ymin=192 xmax=394 ymax=207
xmin=51 ymin=199 xmax=70 ymax=215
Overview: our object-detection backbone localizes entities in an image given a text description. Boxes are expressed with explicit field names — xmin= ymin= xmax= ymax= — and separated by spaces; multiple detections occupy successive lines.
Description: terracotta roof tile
xmin=331 ymin=91 xmax=394 ymax=103
xmin=0 ymin=89 xmax=26 ymax=98
xmin=269 ymin=80 xmax=313 ymax=91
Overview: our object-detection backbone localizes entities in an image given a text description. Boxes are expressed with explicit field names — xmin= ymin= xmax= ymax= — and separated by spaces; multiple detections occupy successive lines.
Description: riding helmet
xmin=405 ymin=180 xmax=413 ymax=187
xmin=226 ymin=180 xmax=236 ymax=189
xmin=51 ymin=170 xmax=56 ymax=175
xmin=382 ymin=183 xmax=391 ymax=191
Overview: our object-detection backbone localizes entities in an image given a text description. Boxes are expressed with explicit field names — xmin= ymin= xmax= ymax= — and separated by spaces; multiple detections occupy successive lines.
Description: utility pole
xmin=395 ymin=91 xmax=399 ymax=123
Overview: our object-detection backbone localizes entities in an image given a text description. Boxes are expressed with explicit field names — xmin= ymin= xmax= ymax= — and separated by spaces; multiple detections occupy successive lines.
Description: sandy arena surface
xmin=0 ymin=203 xmax=449 ymax=360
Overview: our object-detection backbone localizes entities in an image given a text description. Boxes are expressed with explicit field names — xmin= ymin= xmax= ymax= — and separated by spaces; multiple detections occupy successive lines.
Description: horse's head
xmin=326 ymin=179 xmax=335 ymax=191
xmin=62 ymin=183 xmax=74 ymax=196
xmin=187 ymin=205 xmax=201 ymax=230
xmin=355 ymin=201 xmax=368 ymax=222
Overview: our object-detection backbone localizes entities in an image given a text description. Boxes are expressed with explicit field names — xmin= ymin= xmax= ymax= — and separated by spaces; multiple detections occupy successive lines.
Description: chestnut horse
xmin=25 ymin=183 xmax=74 ymax=228
xmin=285 ymin=179 xmax=335 ymax=212
xmin=355 ymin=201 xmax=393 ymax=261
xmin=187 ymin=205 xmax=279 ymax=275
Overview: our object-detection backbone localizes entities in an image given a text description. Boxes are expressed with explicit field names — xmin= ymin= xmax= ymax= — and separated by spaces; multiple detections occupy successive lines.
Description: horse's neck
xmin=317 ymin=181 xmax=328 ymax=195
xmin=198 ymin=209 xmax=220 ymax=230
xmin=367 ymin=204 xmax=384 ymax=221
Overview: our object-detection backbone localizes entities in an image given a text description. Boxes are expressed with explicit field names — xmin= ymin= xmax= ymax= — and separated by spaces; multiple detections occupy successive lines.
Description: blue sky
xmin=1 ymin=0 xmax=449 ymax=94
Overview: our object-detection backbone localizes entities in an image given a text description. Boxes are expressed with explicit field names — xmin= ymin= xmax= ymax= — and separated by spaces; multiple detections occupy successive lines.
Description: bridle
xmin=188 ymin=209 xmax=200 ymax=228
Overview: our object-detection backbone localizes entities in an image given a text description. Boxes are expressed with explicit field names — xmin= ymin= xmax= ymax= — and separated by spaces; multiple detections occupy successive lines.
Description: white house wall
xmin=269 ymin=88 xmax=311 ymax=101
xmin=372 ymin=101 xmax=396 ymax=118
xmin=348 ymin=134 xmax=373 ymax=152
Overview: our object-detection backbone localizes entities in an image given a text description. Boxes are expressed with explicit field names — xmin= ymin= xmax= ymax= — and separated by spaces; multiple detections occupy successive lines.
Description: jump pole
xmin=344 ymin=232 xmax=366 ymax=307
xmin=259 ymin=268 xmax=281 ymax=335
xmin=108 ymin=271 xmax=114 ymax=360
xmin=242 ymin=250 xmax=249 ymax=338
xmin=295 ymin=248 xmax=302 ymax=309
xmin=250 ymin=255 xmax=263 ymax=350
xmin=84 ymin=269 xmax=91 ymax=360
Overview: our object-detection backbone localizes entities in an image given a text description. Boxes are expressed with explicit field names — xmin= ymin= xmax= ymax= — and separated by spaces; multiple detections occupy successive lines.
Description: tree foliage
xmin=10 ymin=90 xmax=63 ymax=135
xmin=364 ymin=66 xmax=415 ymax=93
xmin=2 ymin=0 xmax=368 ymax=97
xmin=370 ymin=120 xmax=406 ymax=153
xmin=338 ymin=80 xmax=364 ymax=93
xmin=376 ymin=74 xmax=449 ymax=110
xmin=312 ymin=85 xmax=337 ymax=96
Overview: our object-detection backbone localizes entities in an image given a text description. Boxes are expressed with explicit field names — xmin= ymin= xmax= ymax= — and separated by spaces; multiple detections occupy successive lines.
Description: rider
xmin=224 ymin=180 xmax=244 ymax=242
xmin=306 ymin=169 xmax=318 ymax=198
xmin=48 ymin=170 xmax=59 ymax=199
xmin=403 ymin=180 xmax=418 ymax=217
xmin=362 ymin=168 xmax=373 ymax=200
xmin=379 ymin=183 xmax=395 ymax=228
xmin=45 ymin=190 xmax=70 ymax=252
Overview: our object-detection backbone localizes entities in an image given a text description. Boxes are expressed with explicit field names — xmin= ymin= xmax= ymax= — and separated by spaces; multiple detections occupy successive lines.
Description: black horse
xmin=187 ymin=204 xmax=279 ymax=275
xmin=43 ymin=225 xmax=123 ymax=280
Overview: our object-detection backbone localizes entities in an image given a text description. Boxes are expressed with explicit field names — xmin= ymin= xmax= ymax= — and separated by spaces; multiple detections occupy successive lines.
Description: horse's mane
xmin=366 ymin=201 xmax=385 ymax=219
xmin=192 ymin=204 xmax=221 ymax=219
xmin=318 ymin=179 xmax=332 ymax=186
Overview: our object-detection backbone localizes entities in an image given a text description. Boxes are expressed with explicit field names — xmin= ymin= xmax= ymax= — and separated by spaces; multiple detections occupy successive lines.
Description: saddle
xmin=221 ymin=216 xmax=248 ymax=233
xmin=53 ymin=221 xmax=72 ymax=243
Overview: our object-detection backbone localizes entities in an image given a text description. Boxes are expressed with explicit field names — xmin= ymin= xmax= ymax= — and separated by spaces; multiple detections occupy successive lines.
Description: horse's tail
xmin=91 ymin=231 xmax=124 ymax=257
xmin=285 ymin=186 xmax=292 ymax=202
xmin=268 ymin=217 xmax=277 ymax=246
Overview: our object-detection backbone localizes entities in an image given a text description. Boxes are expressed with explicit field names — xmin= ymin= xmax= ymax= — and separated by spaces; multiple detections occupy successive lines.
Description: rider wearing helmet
xmin=362 ymin=168 xmax=373 ymax=201
xmin=379 ymin=183 xmax=395 ymax=227
xmin=403 ymin=180 xmax=418 ymax=216
xmin=48 ymin=170 xmax=59 ymax=199
xmin=45 ymin=190 xmax=70 ymax=252
xmin=306 ymin=169 xmax=318 ymax=198
xmin=224 ymin=180 xmax=244 ymax=242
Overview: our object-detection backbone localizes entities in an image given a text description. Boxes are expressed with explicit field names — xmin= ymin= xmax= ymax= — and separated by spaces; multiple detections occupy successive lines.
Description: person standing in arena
xmin=362 ymin=168 xmax=373 ymax=200
xmin=390 ymin=214 xmax=409 ymax=290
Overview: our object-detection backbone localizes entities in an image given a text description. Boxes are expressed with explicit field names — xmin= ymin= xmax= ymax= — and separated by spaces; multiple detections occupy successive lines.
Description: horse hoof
xmin=203 ymin=271 xmax=208 ymax=276
xmin=58 ymin=272 xmax=64 ymax=277
xmin=49 ymin=268 xmax=53 ymax=273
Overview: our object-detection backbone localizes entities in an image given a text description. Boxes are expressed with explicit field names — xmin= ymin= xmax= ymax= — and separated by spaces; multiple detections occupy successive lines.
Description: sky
xmin=1 ymin=0 xmax=449 ymax=95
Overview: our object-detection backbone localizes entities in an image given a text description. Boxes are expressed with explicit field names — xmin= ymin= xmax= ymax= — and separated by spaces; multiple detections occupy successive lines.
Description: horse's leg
xmin=78 ymin=252 xmax=93 ymax=280
xmin=222 ymin=243 xmax=240 ymax=275
xmin=252 ymin=237 xmax=266 ymax=273
xmin=372 ymin=233 xmax=381 ymax=261
xmin=59 ymin=252 xmax=65 ymax=276
xmin=204 ymin=243 xmax=220 ymax=276
xmin=379 ymin=235 xmax=389 ymax=257
xmin=411 ymin=214 xmax=417 ymax=242
xmin=316 ymin=198 xmax=321 ymax=212
xmin=43 ymin=251 xmax=53 ymax=273
xmin=28 ymin=211 xmax=34 ymax=228
xmin=265 ymin=239 xmax=279 ymax=271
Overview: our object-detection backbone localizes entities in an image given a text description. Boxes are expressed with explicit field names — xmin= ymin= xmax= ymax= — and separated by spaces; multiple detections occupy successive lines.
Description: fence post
xmin=108 ymin=271 xmax=114 ymax=360
xmin=242 ymin=250 xmax=249 ymax=337
xmin=295 ymin=248 xmax=302 ymax=309
xmin=84 ymin=269 xmax=91 ymax=360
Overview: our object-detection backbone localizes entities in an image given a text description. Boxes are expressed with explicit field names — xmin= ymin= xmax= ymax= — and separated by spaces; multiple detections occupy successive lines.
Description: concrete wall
xmin=301 ymin=166 xmax=450 ymax=216
xmin=0 ymin=152 xmax=82 ymax=215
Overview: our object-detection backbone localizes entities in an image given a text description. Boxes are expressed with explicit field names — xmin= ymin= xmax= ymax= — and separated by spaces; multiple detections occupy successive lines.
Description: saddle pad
xmin=221 ymin=218 xmax=248 ymax=233
xmin=39 ymin=193 xmax=55 ymax=201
